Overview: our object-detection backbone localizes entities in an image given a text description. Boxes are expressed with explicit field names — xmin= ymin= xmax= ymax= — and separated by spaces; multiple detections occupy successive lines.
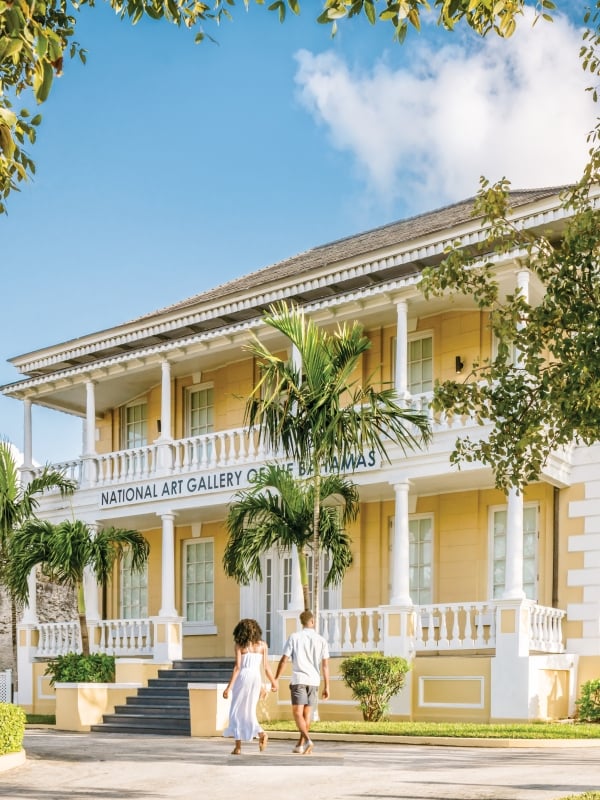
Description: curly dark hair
xmin=232 ymin=618 xmax=263 ymax=648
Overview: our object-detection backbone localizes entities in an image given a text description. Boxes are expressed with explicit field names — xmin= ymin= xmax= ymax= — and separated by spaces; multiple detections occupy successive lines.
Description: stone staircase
xmin=91 ymin=658 xmax=234 ymax=736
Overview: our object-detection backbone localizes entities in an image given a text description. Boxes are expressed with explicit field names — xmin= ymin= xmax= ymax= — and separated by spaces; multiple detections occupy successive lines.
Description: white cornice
xmin=7 ymin=194 xmax=571 ymax=383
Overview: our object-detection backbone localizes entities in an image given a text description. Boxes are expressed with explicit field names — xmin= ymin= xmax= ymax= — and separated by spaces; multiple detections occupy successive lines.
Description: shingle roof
xmin=133 ymin=186 xmax=569 ymax=323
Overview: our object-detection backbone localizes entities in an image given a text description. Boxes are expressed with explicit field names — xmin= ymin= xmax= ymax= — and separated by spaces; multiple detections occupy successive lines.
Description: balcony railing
xmin=33 ymin=600 xmax=565 ymax=661
xmin=318 ymin=600 xmax=565 ymax=656
xmin=26 ymin=392 xmax=488 ymax=493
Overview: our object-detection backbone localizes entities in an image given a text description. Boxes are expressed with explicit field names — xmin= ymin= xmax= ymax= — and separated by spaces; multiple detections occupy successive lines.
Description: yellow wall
xmin=412 ymin=656 xmax=492 ymax=722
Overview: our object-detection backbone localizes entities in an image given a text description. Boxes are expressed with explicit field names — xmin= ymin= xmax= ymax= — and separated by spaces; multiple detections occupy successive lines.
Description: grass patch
xmin=25 ymin=714 xmax=55 ymax=725
xmin=557 ymin=795 xmax=600 ymax=800
xmin=264 ymin=719 xmax=600 ymax=739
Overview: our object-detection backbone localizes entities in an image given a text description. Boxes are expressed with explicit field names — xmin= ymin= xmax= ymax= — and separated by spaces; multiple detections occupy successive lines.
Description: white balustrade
xmin=93 ymin=619 xmax=153 ymax=656
xmin=320 ymin=608 xmax=382 ymax=654
xmin=35 ymin=619 xmax=153 ymax=658
xmin=414 ymin=602 xmax=497 ymax=652
xmin=528 ymin=604 xmax=566 ymax=653
xmin=29 ymin=460 xmax=83 ymax=487
xmin=36 ymin=622 xmax=82 ymax=657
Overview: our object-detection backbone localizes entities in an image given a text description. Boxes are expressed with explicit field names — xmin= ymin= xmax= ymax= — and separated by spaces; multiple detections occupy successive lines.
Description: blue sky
xmin=0 ymin=1 xmax=595 ymax=464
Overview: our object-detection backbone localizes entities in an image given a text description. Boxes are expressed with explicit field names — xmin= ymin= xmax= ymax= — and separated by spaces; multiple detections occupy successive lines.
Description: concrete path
xmin=1 ymin=729 xmax=599 ymax=800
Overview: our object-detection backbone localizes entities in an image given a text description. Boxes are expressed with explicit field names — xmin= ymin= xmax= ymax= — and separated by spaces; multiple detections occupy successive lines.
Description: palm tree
xmin=244 ymin=301 xmax=432 ymax=622
xmin=0 ymin=439 xmax=77 ymax=674
xmin=223 ymin=463 xmax=358 ymax=611
xmin=5 ymin=519 xmax=149 ymax=656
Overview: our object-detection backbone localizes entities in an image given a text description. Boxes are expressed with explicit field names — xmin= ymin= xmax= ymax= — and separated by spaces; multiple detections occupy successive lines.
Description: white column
xmin=158 ymin=512 xmax=178 ymax=617
xmin=19 ymin=570 xmax=38 ymax=625
xmin=503 ymin=488 xmax=525 ymax=600
xmin=83 ymin=523 xmax=100 ymax=623
xmin=85 ymin=380 xmax=96 ymax=456
xmin=23 ymin=398 xmax=33 ymax=468
xmin=395 ymin=301 xmax=409 ymax=399
xmin=289 ymin=547 xmax=305 ymax=611
xmin=292 ymin=343 xmax=302 ymax=375
xmin=515 ymin=268 xmax=530 ymax=367
xmin=159 ymin=359 xmax=172 ymax=441
xmin=389 ymin=480 xmax=412 ymax=606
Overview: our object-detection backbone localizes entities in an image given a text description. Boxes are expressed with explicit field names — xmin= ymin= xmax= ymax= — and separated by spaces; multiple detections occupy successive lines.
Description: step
xmin=92 ymin=658 xmax=230 ymax=736
xmin=91 ymin=718 xmax=190 ymax=735
xmin=113 ymin=704 xmax=190 ymax=718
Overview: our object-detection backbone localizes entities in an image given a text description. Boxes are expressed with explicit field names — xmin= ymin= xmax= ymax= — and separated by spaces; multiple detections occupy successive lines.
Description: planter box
xmin=54 ymin=683 xmax=141 ymax=732
xmin=188 ymin=683 xmax=231 ymax=737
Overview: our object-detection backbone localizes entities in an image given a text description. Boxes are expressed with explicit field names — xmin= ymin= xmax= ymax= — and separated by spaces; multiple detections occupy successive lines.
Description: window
xmin=120 ymin=550 xmax=148 ymax=619
xmin=491 ymin=505 xmax=538 ymax=600
xmin=409 ymin=516 xmax=433 ymax=604
xmin=184 ymin=539 xmax=214 ymax=626
xmin=122 ymin=401 xmax=147 ymax=449
xmin=408 ymin=336 xmax=433 ymax=394
xmin=187 ymin=385 xmax=214 ymax=437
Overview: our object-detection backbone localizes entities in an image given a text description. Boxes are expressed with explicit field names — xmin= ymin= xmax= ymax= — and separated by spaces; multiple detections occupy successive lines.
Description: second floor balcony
xmin=29 ymin=390 xmax=574 ymax=510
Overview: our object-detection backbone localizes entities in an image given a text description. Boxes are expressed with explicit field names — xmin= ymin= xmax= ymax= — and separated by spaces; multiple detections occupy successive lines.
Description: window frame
xmin=182 ymin=537 xmax=217 ymax=635
xmin=120 ymin=549 xmax=149 ymax=619
xmin=185 ymin=382 xmax=215 ymax=438
xmin=120 ymin=399 xmax=148 ymax=450
xmin=407 ymin=332 xmax=434 ymax=396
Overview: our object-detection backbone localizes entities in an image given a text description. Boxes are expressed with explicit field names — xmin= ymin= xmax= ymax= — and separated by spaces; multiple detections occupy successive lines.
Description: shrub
xmin=576 ymin=679 xmax=600 ymax=722
xmin=0 ymin=703 xmax=26 ymax=755
xmin=45 ymin=653 xmax=116 ymax=686
xmin=339 ymin=652 xmax=410 ymax=722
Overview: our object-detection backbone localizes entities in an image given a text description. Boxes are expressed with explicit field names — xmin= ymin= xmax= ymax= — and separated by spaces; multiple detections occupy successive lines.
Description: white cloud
xmin=294 ymin=10 xmax=597 ymax=211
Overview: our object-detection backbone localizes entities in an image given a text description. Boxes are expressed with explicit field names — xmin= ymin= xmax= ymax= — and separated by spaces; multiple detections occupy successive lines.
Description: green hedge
xmin=0 ymin=703 xmax=26 ymax=755
xmin=45 ymin=653 xmax=116 ymax=686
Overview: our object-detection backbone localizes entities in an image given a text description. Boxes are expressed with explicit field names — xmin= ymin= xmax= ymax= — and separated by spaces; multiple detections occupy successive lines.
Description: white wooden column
xmin=23 ymin=398 xmax=33 ymax=469
xmin=501 ymin=268 xmax=529 ymax=601
xmin=158 ymin=511 xmax=178 ymax=617
xmin=159 ymin=358 xmax=172 ymax=441
xmin=389 ymin=480 xmax=412 ymax=606
xmin=503 ymin=488 xmax=525 ymax=600
xmin=83 ymin=522 xmax=100 ymax=623
xmin=85 ymin=380 xmax=96 ymax=456
xmin=19 ymin=570 xmax=38 ymax=625
xmin=515 ymin=268 xmax=530 ymax=366
xmin=395 ymin=301 xmax=409 ymax=399
xmin=289 ymin=547 xmax=305 ymax=611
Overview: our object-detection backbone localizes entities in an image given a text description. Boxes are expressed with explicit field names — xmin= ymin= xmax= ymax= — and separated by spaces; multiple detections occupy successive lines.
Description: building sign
xmin=99 ymin=451 xmax=377 ymax=508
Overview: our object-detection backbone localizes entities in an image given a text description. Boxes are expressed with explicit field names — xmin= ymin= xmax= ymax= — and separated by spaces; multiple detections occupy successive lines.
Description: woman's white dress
xmin=223 ymin=651 xmax=264 ymax=742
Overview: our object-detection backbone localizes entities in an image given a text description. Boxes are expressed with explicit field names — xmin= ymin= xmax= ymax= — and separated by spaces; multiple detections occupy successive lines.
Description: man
xmin=274 ymin=609 xmax=330 ymax=755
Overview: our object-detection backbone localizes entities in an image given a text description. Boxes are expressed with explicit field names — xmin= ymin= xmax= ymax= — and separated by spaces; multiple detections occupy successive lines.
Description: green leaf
xmin=34 ymin=61 xmax=54 ymax=104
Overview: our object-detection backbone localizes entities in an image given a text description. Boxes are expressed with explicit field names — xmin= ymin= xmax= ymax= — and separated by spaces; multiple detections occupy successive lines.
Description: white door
xmin=241 ymin=548 xmax=341 ymax=655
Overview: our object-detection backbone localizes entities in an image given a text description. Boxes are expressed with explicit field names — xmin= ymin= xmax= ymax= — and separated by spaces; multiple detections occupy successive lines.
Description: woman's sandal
xmin=231 ymin=746 xmax=242 ymax=755
xmin=258 ymin=732 xmax=268 ymax=752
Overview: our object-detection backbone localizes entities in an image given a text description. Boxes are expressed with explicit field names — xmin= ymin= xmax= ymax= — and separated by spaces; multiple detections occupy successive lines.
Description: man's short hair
xmin=300 ymin=610 xmax=314 ymax=626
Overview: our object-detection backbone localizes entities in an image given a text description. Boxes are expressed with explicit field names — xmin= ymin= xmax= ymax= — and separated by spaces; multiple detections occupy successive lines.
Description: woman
xmin=222 ymin=618 xmax=277 ymax=755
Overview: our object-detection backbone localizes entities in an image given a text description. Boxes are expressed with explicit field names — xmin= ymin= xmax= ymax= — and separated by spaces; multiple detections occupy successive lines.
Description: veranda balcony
xmin=32 ymin=600 xmax=566 ymax=661
xmin=28 ymin=391 xmax=506 ymax=492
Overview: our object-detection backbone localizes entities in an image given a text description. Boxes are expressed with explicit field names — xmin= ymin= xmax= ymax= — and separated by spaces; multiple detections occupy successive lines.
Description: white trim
xmin=185 ymin=382 xmax=215 ymax=438
xmin=182 ymin=537 xmax=215 ymax=626
xmin=183 ymin=624 xmax=218 ymax=636
xmin=418 ymin=675 xmax=485 ymax=709
xmin=407 ymin=331 xmax=434 ymax=396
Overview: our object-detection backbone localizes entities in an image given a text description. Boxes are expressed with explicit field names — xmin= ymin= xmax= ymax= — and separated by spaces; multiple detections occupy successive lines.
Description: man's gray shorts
xmin=290 ymin=684 xmax=318 ymax=707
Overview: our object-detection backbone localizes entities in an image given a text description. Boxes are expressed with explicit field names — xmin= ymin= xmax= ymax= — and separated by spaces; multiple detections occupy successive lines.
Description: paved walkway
xmin=1 ymin=729 xmax=600 ymax=800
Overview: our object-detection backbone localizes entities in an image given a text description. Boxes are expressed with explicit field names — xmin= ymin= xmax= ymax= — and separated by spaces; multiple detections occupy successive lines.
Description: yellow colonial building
xmin=3 ymin=186 xmax=598 ymax=728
